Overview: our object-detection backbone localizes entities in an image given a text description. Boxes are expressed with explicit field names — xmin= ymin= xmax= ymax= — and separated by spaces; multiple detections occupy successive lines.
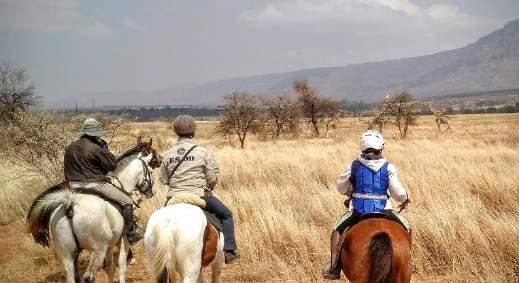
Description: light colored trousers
xmin=69 ymin=181 xmax=133 ymax=206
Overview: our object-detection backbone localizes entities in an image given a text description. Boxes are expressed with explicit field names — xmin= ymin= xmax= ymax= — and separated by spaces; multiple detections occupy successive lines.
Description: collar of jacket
xmin=176 ymin=137 xmax=194 ymax=144
xmin=81 ymin=135 xmax=99 ymax=145
xmin=357 ymin=154 xmax=388 ymax=172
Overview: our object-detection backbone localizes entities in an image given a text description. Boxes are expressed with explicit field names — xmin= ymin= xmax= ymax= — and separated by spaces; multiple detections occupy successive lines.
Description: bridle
xmin=136 ymin=157 xmax=154 ymax=197
xmin=109 ymin=147 xmax=158 ymax=207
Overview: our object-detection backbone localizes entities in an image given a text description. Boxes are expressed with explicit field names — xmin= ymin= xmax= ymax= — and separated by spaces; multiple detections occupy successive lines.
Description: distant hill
xmin=58 ymin=18 xmax=519 ymax=107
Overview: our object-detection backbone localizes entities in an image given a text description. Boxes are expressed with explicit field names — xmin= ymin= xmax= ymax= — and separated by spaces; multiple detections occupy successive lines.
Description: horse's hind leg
xmin=210 ymin=252 xmax=224 ymax=283
xmin=211 ymin=234 xmax=225 ymax=283
xmin=57 ymin=252 xmax=78 ymax=283
xmin=83 ymin=245 xmax=108 ymax=283
xmin=53 ymin=241 xmax=78 ymax=283
xmin=118 ymin=236 xmax=130 ymax=283
xmin=104 ymin=245 xmax=115 ymax=283
xmin=73 ymin=251 xmax=80 ymax=283
xmin=51 ymin=214 xmax=79 ymax=283
xmin=178 ymin=258 xmax=202 ymax=283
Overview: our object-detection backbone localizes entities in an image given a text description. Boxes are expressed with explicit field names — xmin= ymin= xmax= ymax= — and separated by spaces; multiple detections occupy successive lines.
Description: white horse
xmin=27 ymin=140 xmax=160 ymax=283
xmin=144 ymin=195 xmax=225 ymax=283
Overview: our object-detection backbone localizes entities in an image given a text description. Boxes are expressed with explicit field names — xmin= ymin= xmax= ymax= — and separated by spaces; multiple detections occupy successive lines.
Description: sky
xmin=1 ymin=0 xmax=518 ymax=107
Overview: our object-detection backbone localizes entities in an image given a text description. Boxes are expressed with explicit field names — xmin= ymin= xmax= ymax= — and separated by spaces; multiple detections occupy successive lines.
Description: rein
xmin=397 ymin=198 xmax=410 ymax=213
xmin=107 ymin=156 xmax=154 ymax=208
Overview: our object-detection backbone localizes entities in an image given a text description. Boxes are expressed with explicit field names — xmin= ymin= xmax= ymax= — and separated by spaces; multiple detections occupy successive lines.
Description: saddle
xmin=166 ymin=193 xmax=223 ymax=232
xmin=354 ymin=211 xmax=408 ymax=232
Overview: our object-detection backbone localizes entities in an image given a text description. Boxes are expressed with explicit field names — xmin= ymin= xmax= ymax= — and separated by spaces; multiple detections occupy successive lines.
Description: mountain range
xmin=60 ymin=18 xmax=519 ymax=107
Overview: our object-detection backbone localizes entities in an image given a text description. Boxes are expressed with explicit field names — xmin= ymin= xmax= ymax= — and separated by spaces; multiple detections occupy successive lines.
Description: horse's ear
xmin=136 ymin=136 xmax=142 ymax=145
xmin=148 ymin=138 xmax=153 ymax=147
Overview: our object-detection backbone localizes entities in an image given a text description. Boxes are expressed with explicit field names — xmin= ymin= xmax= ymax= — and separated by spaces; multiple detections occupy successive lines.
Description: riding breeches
xmin=202 ymin=195 xmax=237 ymax=251
xmin=72 ymin=181 xmax=133 ymax=206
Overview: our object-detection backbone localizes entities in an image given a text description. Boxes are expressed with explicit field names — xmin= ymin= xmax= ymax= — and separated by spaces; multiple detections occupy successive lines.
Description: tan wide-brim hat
xmin=81 ymin=118 xmax=109 ymax=137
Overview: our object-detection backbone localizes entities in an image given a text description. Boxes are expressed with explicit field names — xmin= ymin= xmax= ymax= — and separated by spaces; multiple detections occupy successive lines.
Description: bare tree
xmin=0 ymin=112 xmax=78 ymax=181
xmin=386 ymin=91 xmax=418 ymax=139
xmin=368 ymin=95 xmax=391 ymax=133
xmin=0 ymin=112 xmax=132 ymax=181
xmin=260 ymin=93 xmax=301 ymax=138
xmin=215 ymin=92 xmax=261 ymax=149
xmin=294 ymin=80 xmax=342 ymax=136
xmin=319 ymin=97 xmax=343 ymax=137
xmin=0 ymin=62 xmax=36 ymax=123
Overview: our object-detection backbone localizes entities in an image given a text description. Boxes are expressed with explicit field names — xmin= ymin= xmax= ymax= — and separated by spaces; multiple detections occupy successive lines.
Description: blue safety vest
xmin=350 ymin=160 xmax=389 ymax=214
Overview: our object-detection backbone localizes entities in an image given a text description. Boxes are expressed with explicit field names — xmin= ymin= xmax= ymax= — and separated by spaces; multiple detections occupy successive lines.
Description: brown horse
xmin=340 ymin=218 xmax=412 ymax=283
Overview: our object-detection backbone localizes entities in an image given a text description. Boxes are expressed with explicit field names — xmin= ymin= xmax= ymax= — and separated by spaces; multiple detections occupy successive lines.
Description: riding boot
xmin=321 ymin=230 xmax=343 ymax=280
xmin=121 ymin=204 xmax=143 ymax=245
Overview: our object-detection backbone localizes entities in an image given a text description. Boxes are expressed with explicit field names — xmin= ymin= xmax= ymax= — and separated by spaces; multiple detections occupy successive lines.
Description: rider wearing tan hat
xmin=64 ymin=118 xmax=143 ymax=245
xmin=159 ymin=115 xmax=240 ymax=264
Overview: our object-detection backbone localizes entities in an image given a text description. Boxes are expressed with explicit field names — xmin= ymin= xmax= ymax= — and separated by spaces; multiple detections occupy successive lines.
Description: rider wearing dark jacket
xmin=64 ymin=118 xmax=143 ymax=245
xmin=64 ymin=135 xmax=117 ymax=181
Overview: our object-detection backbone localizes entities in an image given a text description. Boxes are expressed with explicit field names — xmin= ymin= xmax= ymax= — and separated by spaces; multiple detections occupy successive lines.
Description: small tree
xmin=294 ymin=80 xmax=342 ymax=136
xmin=386 ymin=91 xmax=418 ymax=138
xmin=0 ymin=62 xmax=36 ymax=124
xmin=0 ymin=112 xmax=132 ymax=181
xmin=319 ymin=97 xmax=343 ymax=137
xmin=1 ymin=111 xmax=77 ymax=181
xmin=368 ymin=95 xmax=392 ymax=133
xmin=215 ymin=92 xmax=260 ymax=149
xmin=260 ymin=93 xmax=301 ymax=138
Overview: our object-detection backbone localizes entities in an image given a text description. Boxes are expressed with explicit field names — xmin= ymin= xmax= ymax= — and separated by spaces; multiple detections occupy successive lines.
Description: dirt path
xmin=0 ymin=223 xmax=242 ymax=282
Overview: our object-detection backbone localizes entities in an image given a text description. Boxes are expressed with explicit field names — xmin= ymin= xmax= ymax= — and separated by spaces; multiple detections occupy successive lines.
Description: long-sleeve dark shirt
xmin=64 ymin=136 xmax=117 ymax=182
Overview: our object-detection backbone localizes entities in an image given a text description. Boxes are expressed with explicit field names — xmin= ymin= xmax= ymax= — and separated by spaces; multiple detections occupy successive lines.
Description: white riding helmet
xmin=360 ymin=130 xmax=384 ymax=152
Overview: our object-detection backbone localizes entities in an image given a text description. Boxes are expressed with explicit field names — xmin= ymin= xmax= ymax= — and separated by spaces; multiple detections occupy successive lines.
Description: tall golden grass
xmin=1 ymin=113 xmax=519 ymax=282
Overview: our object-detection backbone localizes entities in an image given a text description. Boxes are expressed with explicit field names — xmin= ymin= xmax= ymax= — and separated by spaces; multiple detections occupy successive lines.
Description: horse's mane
xmin=114 ymin=154 xmax=138 ymax=172
xmin=113 ymin=144 xmax=145 ymax=173
xmin=116 ymin=144 xmax=145 ymax=163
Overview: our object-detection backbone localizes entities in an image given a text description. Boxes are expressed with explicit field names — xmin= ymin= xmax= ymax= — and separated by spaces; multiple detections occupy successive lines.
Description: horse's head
xmin=136 ymin=136 xmax=162 ymax=168
xmin=134 ymin=137 xmax=162 ymax=199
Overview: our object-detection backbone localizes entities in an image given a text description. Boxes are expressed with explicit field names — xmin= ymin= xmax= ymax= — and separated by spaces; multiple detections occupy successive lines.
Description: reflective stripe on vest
xmin=351 ymin=192 xmax=388 ymax=200
xmin=351 ymin=161 xmax=389 ymax=214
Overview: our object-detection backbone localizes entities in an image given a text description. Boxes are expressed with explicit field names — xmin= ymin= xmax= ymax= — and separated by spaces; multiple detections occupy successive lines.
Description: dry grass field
xmin=1 ymin=113 xmax=519 ymax=282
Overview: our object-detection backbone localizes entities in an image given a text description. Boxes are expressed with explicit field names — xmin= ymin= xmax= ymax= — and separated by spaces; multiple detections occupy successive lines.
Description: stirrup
xmin=224 ymin=250 xmax=240 ymax=264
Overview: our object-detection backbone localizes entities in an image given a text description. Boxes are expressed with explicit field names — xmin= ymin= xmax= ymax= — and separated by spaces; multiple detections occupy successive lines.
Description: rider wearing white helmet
xmin=322 ymin=130 xmax=410 ymax=280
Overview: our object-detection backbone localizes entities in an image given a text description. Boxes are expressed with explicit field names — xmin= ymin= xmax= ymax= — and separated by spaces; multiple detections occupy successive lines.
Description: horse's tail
xmin=150 ymin=223 xmax=176 ymax=283
xmin=369 ymin=232 xmax=393 ymax=283
xmin=26 ymin=186 xmax=74 ymax=247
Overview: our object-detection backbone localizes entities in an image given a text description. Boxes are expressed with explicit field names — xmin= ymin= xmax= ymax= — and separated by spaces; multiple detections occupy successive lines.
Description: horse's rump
xmin=341 ymin=218 xmax=412 ymax=283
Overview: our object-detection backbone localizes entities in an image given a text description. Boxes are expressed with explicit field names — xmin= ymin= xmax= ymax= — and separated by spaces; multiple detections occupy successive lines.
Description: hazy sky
xmin=1 ymin=0 xmax=518 ymax=106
